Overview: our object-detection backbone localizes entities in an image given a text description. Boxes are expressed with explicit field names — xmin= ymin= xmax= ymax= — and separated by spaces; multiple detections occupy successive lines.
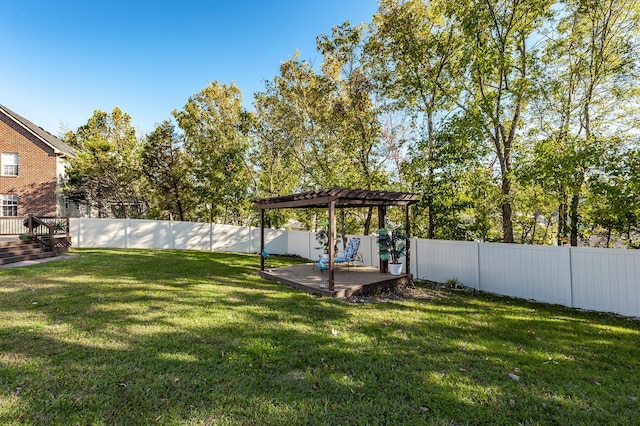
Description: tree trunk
xmin=428 ymin=202 xmax=435 ymax=240
xmin=363 ymin=207 xmax=373 ymax=235
xmin=570 ymin=192 xmax=580 ymax=246
xmin=501 ymin=175 xmax=514 ymax=243
xmin=557 ymin=191 xmax=568 ymax=245
xmin=530 ymin=212 xmax=538 ymax=244
xmin=172 ymin=181 xmax=185 ymax=221
xmin=427 ymin=167 xmax=435 ymax=239
xmin=542 ymin=215 xmax=551 ymax=243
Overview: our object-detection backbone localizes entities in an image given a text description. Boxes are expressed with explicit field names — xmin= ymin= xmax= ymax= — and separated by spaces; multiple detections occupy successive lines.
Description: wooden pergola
xmin=255 ymin=188 xmax=420 ymax=291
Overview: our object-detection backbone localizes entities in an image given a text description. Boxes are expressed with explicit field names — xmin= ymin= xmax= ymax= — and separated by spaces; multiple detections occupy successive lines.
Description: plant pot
xmin=389 ymin=263 xmax=403 ymax=275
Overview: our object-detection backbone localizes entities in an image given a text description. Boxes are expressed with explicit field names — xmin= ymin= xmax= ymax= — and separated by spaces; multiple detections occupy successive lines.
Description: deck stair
xmin=0 ymin=240 xmax=56 ymax=265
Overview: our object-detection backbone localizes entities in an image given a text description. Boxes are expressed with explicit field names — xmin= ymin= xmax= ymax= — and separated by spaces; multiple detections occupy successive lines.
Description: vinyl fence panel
xmin=571 ymin=247 xmax=640 ymax=317
xmin=358 ymin=235 xmax=378 ymax=268
xmin=287 ymin=231 xmax=312 ymax=259
xmin=211 ymin=224 xmax=252 ymax=252
xmin=414 ymin=239 xmax=479 ymax=289
xmin=479 ymin=243 xmax=572 ymax=306
xmin=173 ymin=222 xmax=211 ymax=251
xmin=263 ymin=228 xmax=288 ymax=255
xmin=71 ymin=218 xmax=128 ymax=248
xmin=127 ymin=219 xmax=173 ymax=249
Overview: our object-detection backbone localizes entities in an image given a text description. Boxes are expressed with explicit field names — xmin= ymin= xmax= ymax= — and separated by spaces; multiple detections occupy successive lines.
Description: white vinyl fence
xmin=412 ymin=239 xmax=640 ymax=318
xmin=71 ymin=218 xmax=287 ymax=254
xmin=70 ymin=218 xmax=640 ymax=318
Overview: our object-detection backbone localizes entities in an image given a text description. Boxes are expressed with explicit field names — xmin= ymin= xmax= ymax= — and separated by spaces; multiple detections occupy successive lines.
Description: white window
xmin=1 ymin=153 xmax=18 ymax=176
xmin=0 ymin=194 xmax=18 ymax=217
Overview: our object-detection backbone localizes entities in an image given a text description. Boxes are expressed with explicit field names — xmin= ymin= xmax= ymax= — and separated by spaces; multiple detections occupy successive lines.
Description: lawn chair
xmin=333 ymin=237 xmax=363 ymax=270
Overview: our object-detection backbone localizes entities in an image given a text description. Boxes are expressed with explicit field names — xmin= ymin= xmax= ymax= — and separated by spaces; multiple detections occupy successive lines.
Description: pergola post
xmin=260 ymin=209 xmax=265 ymax=271
xmin=378 ymin=205 xmax=387 ymax=273
xmin=328 ymin=200 xmax=336 ymax=290
xmin=405 ymin=204 xmax=411 ymax=275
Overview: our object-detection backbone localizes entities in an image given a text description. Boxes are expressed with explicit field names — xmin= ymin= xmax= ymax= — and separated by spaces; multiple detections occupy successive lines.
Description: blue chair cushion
xmin=335 ymin=238 xmax=360 ymax=263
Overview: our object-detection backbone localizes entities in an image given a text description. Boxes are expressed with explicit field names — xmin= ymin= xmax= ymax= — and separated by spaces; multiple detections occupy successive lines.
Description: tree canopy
xmin=62 ymin=0 xmax=640 ymax=247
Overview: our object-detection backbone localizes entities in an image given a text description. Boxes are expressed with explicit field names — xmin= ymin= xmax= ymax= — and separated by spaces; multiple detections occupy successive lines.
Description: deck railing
xmin=0 ymin=218 xmax=24 ymax=235
xmin=25 ymin=214 xmax=71 ymax=252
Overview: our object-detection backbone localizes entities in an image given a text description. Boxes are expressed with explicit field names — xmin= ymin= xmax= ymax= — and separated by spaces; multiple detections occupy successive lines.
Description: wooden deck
xmin=259 ymin=263 xmax=413 ymax=298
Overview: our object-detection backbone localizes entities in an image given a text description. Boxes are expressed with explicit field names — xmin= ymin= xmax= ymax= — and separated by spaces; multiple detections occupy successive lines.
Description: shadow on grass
xmin=0 ymin=249 xmax=639 ymax=425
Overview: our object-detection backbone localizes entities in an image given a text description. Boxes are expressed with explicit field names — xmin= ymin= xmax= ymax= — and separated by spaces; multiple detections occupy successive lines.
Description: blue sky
xmin=1 ymin=1 xmax=378 ymax=136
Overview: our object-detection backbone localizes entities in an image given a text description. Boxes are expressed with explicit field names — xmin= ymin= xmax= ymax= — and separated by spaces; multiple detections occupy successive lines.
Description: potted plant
xmin=55 ymin=220 xmax=67 ymax=232
xmin=376 ymin=226 xmax=407 ymax=275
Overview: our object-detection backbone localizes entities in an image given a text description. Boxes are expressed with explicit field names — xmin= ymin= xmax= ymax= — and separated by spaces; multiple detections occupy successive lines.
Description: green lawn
xmin=1 ymin=249 xmax=639 ymax=425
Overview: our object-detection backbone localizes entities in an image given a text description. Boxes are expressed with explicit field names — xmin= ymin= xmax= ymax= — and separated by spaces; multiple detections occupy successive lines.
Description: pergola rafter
xmin=255 ymin=188 xmax=420 ymax=291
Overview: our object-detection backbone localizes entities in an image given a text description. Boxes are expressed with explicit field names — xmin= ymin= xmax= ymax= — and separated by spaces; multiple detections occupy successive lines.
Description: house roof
xmin=0 ymin=104 xmax=76 ymax=157
xmin=255 ymin=188 xmax=420 ymax=210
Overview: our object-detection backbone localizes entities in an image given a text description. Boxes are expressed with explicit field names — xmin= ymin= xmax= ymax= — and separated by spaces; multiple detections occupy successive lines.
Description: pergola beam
xmin=255 ymin=188 xmax=419 ymax=210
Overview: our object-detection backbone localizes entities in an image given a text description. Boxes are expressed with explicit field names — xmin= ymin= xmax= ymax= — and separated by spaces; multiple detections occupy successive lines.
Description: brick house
xmin=0 ymin=104 xmax=77 ymax=219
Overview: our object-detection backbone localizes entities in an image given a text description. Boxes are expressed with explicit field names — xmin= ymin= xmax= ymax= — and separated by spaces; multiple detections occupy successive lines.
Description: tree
xmin=317 ymin=21 xmax=391 ymax=234
xmin=173 ymin=81 xmax=253 ymax=224
xmin=584 ymin=145 xmax=640 ymax=247
xmin=533 ymin=0 xmax=640 ymax=245
xmin=251 ymin=57 xmax=328 ymax=229
xmin=253 ymin=55 xmax=339 ymax=190
xmin=463 ymin=162 xmax=504 ymax=242
xmin=401 ymin=115 xmax=486 ymax=240
xmin=63 ymin=107 xmax=147 ymax=218
xmin=370 ymin=0 xmax=467 ymax=238
xmin=457 ymin=0 xmax=552 ymax=243
xmin=141 ymin=120 xmax=192 ymax=221
xmin=252 ymin=50 xmax=385 ymax=233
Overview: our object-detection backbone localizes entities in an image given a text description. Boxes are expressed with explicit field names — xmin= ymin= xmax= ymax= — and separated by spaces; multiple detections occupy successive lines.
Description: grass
xmin=1 ymin=249 xmax=639 ymax=425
